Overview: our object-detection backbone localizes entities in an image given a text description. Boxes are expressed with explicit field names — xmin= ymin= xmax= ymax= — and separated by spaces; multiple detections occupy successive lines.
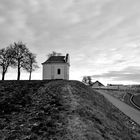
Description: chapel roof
xmin=42 ymin=55 xmax=68 ymax=65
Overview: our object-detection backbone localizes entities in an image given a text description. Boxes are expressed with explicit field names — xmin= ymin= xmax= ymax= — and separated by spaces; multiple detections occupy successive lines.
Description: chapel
xmin=42 ymin=54 xmax=70 ymax=80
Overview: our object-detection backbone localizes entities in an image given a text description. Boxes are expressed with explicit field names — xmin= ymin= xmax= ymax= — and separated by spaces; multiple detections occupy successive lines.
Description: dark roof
xmin=42 ymin=56 xmax=67 ymax=64
xmin=92 ymin=81 xmax=104 ymax=87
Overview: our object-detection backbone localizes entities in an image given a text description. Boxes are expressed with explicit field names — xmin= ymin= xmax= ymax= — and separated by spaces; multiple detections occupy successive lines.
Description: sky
xmin=0 ymin=0 xmax=140 ymax=85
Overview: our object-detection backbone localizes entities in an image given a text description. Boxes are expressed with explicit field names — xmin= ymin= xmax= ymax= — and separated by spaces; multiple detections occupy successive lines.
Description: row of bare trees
xmin=0 ymin=41 xmax=39 ymax=80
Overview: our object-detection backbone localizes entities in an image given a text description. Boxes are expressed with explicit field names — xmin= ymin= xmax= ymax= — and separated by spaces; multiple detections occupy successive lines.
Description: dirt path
xmin=62 ymin=85 xmax=87 ymax=140
xmin=65 ymin=85 xmax=79 ymax=110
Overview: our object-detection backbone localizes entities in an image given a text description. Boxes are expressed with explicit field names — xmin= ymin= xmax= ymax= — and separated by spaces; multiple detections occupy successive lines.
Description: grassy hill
xmin=0 ymin=80 xmax=140 ymax=140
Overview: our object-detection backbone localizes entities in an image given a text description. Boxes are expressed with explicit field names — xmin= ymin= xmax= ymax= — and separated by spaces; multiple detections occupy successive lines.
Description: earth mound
xmin=0 ymin=80 xmax=140 ymax=140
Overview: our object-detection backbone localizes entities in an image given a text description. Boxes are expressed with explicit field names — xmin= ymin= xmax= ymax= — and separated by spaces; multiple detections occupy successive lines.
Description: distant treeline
xmin=0 ymin=41 xmax=39 ymax=80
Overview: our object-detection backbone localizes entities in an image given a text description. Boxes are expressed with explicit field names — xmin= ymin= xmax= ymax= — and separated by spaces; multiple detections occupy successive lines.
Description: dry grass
xmin=0 ymin=80 xmax=140 ymax=139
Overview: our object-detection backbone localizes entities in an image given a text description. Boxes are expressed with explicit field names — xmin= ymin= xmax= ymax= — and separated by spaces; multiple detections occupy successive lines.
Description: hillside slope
xmin=0 ymin=80 xmax=140 ymax=140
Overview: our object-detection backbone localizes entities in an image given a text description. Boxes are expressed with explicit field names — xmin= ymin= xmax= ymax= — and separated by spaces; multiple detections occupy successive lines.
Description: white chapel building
xmin=42 ymin=54 xmax=70 ymax=80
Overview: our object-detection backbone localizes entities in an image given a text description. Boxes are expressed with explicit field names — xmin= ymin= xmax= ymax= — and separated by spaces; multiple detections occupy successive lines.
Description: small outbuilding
xmin=92 ymin=81 xmax=104 ymax=87
xmin=42 ymin=54 xmax=70 ymax=80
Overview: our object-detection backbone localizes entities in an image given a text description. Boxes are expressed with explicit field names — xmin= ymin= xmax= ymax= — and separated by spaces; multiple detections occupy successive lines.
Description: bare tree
xmin=47 ymin=51 xmax=62 ymax=58
xmin=82 ymin=76 xmax=93 ymax=86
xmin=12 ymin=41 xmax=29 ymax=80
xmin=0 ymin=46 xmax=15 ymax=80
xmin=24 ymin=52 xmax=39 ymax=80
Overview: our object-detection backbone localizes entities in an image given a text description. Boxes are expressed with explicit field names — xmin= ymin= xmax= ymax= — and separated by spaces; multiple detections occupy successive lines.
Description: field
xmin=98 ymin=88 xmax=140 ymax=110
xmin=99 ymin=89 xmax=126 ymax=101
xmin=0 ymin=80 xmax=140 ymax=139
xmin=132 ymin=95 xmax=140 ymax=108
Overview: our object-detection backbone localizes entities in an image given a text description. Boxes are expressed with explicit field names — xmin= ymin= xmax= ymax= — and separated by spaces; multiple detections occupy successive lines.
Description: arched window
xmin=57 ymin=69 xmax=61 ymax=75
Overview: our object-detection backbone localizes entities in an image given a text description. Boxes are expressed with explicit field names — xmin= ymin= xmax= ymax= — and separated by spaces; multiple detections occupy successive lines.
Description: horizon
xmin=0 ymin=0 xmax=140 ymax=85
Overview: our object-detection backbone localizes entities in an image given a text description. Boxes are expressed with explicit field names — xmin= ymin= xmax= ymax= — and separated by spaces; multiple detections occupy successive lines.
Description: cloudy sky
xmin=0 ymin=0 xmax=140 ymax=85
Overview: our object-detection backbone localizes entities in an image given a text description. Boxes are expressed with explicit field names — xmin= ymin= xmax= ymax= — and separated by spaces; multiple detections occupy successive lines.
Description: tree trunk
xmin=2 ymin=71 xmax=5 ymax=80
xmin=29 ymin=71 xmax=32 ymax=80
xmin=17 ymin=67 xmax=20 ymax=80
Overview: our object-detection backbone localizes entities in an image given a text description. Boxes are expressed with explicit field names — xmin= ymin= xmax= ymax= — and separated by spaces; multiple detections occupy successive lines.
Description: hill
xmin=0 ymin=80 xmax=140 ymax=140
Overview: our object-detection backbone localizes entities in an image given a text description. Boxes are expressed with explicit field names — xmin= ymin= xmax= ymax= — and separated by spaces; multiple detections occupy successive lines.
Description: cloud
xmin=92 ymin=66 xmax=140 ymax=82
xmin=0 ymin=0 xmax=35 ymax=47
xmin=0 ymin=0 xmax=140 ymax=83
